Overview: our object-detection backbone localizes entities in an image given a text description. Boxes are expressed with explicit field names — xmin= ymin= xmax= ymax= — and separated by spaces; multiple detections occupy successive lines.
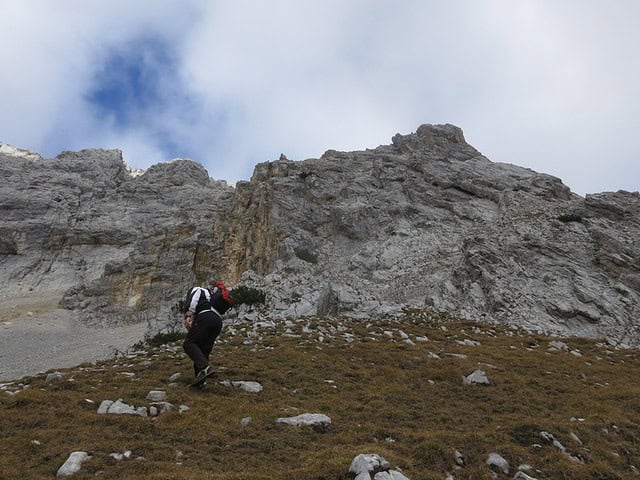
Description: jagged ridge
xmin=0 ymin=125 xmax=639 ymax=343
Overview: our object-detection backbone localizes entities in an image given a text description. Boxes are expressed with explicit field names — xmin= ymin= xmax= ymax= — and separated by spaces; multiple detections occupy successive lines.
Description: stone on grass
xmin=549 ymin=341 xmax=570 ymax=352
xmin=514 ymin=471 xmax=538 ymax=479
xmin=46 ymin=372 xmax=64 ymax=383
xmin=220 ymin=380 xmax=263 ymax=393
xmin=444 ymin=353 xmax=468 ymax=359
xmin=145 ymin=390 xmax=167 ymax=402
xmin=350 ymin=454 xmax=391 ymax=476
xmin=240 ymin=416 xmax=252 ymax=426
xmin=486 ymin=453 xmax=509 ymax=474
xmin=97 ymin=399 xmax=148 ymax=417
xmin=463 ymin=370 xmax=490 ymax=385
xmin=97 ymin=400 xmax=113 ymax=414
xmin=168 ymin=372 xmax=181 ymax=383
xmin=540 ymin=431 xmax=566 ymax=452
xmin=148 ymin=402 xmax=174 ymax=417
xmin=349 ymin=454 xmax=410 ymax=480
xmin=56 ymin=451 xmax=91 ymax=477
xmin=388 ymin=471 xmax=410 ymax=480
xmin=150 ymin=401 xmax=174 ymax=414
xmin=540 ymin=431 xmax=583 ymax=463
xmin=109 ymin=450 xmax=132 ymax=461
xmin=276 ymin=413 xmax=331 ymax=427
xmin=570 ymin=432 xmax=583 ymax=445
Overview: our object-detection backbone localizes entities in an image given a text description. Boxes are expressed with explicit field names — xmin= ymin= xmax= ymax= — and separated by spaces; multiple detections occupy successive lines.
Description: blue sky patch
xmin=84 ymin=35 xmax=207 ymax=160
xmin=87 ymin=35 xmax=177 ymax=125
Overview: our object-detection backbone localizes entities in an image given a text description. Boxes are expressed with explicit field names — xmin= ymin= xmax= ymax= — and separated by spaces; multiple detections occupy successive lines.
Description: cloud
xmin=0 ymin=1 xmax=200 ymax=154
xmin=1 ymin=1 xmax=639 ymax=195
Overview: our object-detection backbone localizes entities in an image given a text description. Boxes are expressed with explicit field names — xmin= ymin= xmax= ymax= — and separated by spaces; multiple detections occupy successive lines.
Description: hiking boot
xmin=190 ymin=366 xmax=214 ymax=387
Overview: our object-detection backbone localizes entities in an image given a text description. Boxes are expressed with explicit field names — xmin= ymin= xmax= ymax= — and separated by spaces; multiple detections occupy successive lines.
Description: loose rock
xmin=56 ymin=451 xmax=91 ymax=477
xmin=463 ymin=370 xmax=491 ymax=385
xmin=349 ymin=454 xmax=410 ymax=480
xmin=486 ymin=453 xmax=509 ymax=474
xmin=97 ymin=399 xmax=147 ymax=417
xmin=46 ymin=372 xmax=64 ymax=383
xmin=276 ymin=413 xmax=331 ymax=427
xmin=220 ymin=380 xmax=263 ymax=393
xmin=145 ymin=390 xmax=167 ymax=402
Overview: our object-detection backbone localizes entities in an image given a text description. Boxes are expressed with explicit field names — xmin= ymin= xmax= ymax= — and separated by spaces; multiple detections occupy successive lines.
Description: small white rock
xmin=276 ymin=413 xmax=331 ymax=427
xmin=56 ymin=451 xmax=91 ymax=477
xmin=463 ymin=370 xmax=490 ymax=385
xmin=220 ymin=380 xmax=263 ymax=393
xmin=46 ymin=372 xmax=64 ymax=383
xmin=486 ymin=453 xmax=509 ymax=474
xmin=146 ymin=390 xmax=167 ymax=402
xmin=350 ymin=454 xmax=390 ymax=475
xmin=514 ymin=472 xmax=538 ymax=480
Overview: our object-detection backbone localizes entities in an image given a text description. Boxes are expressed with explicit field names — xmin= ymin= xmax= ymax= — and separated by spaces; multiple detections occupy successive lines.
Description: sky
xmin=1 ymin=1 xmax=639 ymax=196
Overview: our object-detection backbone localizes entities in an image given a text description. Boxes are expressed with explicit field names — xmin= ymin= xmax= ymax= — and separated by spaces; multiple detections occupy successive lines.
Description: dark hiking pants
xmin=183 ymin=310 xmax=223 ymax=375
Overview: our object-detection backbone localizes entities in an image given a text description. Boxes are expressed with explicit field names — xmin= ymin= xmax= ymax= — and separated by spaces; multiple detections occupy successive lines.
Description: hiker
xmin=182 ymin=280 xmax=233 ymax=387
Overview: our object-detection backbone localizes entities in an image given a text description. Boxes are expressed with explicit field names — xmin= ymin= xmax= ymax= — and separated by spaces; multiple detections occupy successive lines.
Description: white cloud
xmin=1 ymin=0 xmax=639 ymax=195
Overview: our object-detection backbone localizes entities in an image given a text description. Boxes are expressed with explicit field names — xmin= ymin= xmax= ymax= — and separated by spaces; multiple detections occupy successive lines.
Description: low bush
xmin=231 ymin=285 xmax=266 ymax=305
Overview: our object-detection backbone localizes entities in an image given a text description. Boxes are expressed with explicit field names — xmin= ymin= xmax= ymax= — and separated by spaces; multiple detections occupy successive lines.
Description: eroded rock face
xmin=218 ymin=125 xmax=639 ymax=343
xmin=0 ymin=147 xmax=233 ymax=326
xmin=1 ymin=125 xmax=639 ymax=343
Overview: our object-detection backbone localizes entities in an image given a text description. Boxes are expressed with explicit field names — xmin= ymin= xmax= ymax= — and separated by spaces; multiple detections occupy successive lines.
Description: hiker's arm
xmin=184 ymin=311 xmax=193 ymax=330
xmin=184 ymin=287 xmax=200 ymax=330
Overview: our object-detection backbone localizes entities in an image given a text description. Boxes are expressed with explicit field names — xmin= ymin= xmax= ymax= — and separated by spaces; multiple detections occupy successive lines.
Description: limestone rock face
xmin=1 ymin=125 xmax=639 ymax=344
xmin=0 ymin=146 xmax=233 ymax=327
xmin=218 ymin=124 xmax=640 ymax=343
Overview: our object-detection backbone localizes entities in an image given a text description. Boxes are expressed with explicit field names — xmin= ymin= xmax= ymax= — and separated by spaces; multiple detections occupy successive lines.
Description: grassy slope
xmin=1 ymin=311 xmax=640 ymax=480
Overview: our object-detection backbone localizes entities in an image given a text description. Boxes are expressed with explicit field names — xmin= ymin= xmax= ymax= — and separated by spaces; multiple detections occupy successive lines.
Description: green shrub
xmin=231 ymin=285 xmax=266 ymax=305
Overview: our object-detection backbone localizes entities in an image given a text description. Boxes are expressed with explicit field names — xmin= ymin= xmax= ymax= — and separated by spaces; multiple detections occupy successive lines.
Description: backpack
xmin=209 ymin=280 xmax=233 ymax=315
xmin=179 ymin=281 xmax=233 ymax=315
xmin=180 ymin=287 xmax=209 ymax=315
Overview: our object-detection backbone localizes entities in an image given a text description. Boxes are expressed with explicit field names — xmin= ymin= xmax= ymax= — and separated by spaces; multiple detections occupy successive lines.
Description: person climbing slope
xmin=182 ymin=279 xmax=233 ymax=388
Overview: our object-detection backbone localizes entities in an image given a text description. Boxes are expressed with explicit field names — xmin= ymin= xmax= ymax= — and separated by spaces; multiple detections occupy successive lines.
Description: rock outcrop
xmin=222 ymin=124 xmax=640 ymax=343
xmin=0 ymin=146 xmax=232 ymax=328
xmin=1 ymin=125 xmax=639 ymax=343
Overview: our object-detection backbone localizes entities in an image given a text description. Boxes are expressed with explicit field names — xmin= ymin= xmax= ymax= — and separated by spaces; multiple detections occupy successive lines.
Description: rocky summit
xmin=1 ymin=124 xmax=639 ymax=344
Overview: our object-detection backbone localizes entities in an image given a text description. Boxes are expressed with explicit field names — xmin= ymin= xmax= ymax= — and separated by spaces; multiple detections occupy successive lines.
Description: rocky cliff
xmin=1 ymin=125 xmax=639 ymax=343
xmin=0 ymin=146 xmax=233 ymax=328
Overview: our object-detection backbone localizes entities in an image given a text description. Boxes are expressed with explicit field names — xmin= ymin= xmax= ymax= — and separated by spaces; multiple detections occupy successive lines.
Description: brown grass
xmin=1 ymin=311 xmax=640 ymax=479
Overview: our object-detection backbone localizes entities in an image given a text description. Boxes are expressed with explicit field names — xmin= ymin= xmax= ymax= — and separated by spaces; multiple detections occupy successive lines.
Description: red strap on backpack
xmin=215 ymin=281 xmax=233 ymax=305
